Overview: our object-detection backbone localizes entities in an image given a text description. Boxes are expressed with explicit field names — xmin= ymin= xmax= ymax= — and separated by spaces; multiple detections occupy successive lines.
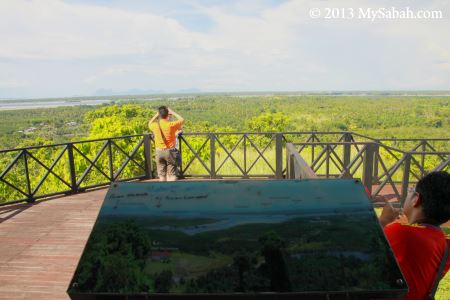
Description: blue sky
xmin=0 ymin=0 xmax=449 ymax=98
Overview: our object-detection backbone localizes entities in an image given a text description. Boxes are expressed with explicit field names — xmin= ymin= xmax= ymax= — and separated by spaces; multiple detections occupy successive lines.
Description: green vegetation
xmin=0 ymin=105 xmax=94 ymax=149
xmin=70 ymin=220 xmax=153 ymax=293
xmin=1 ymin=96 xmax=449 ymax=203
xmin=70 ymin=213 xmax=404 ymax=294
xmin=437 ymin=272 xmax=450 ymax=300
xmin=1 ymin=95 xmax=448 ymax=149
xmin=144 ymin=252 xmax=232 ymax=279
xmin=70 ymin=211 xmax=450 ymax=297
xmin=1 ymin=96 xmax=448 ymax=202
xmin=2 ymin=95 xmax=449 ymax=298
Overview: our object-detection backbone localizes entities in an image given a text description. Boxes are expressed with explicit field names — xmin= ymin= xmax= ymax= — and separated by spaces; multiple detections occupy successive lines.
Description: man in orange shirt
xmin=379 ymin=171 xmax=450 ymax=300
xmin=148 ymin=106 xmax=184 ymax=181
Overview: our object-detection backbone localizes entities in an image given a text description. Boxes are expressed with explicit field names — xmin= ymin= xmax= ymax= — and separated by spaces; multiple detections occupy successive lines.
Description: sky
xmin=0 ymin=0 xmax=449 ymax=99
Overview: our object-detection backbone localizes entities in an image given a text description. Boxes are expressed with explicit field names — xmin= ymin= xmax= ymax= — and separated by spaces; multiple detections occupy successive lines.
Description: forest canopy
xmin=0 ymin=95 xmax=448 ymax=150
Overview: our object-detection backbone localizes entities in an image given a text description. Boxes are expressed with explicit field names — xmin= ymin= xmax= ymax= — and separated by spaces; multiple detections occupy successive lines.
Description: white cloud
xmin=0 ymin=0 xmax=197 ymax=59
xmin=0 ymin=79 xmax=27 ymax=88
xmin=0 ymin=0 xmax=449 ymax=97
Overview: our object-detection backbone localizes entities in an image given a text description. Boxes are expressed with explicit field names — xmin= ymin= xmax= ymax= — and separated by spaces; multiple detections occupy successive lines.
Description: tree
xmin=246 ymin=112 xmax=291 ymax=133
xmin=85 ymin=104 xmax=153 ymax=139
xmin=233 ymin=250 xmax=251 ymax=291
xmin=259 ymin=231 xmax=292 ymax=292
xmin=154 ymin=270 xmax=173 ymax=293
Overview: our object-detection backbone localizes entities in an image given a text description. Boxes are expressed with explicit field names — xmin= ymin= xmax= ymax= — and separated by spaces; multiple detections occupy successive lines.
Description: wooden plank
xmin=286 ymin=143 xmax=318 ymax=179
xmin=0 ymin=189 xmax=106 ymax=300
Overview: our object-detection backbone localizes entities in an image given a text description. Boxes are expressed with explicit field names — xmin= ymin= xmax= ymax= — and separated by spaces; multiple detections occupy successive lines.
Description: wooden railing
xmin=285 ymin=143 xmax=317 ymax=179
xmin=0 ymin=132 xmax=448 ymax=205
xmin=288 ymin=134 xmax=449 ymax=204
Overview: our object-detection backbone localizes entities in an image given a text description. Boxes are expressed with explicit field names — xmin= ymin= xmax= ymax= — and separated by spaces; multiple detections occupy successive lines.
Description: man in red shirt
xmin=379 ymin=171 xmax=450 ymax=300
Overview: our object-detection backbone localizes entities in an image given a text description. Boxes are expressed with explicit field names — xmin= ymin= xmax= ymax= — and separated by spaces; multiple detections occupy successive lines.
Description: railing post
xmin=143 ymin=134 xmax=153 ymax=179
xmin=421 ymin=140 xmax=426 ymax=178
xmin=400 ymin=153 xmax=411 ymax=206
xmin=67 ymin=143 xmax=78 ymax=194
xmin=373 ymin=140 xmax=379 ymax=183
xmin=289 ymin=155 xmax=295 ymax=179
xmin=210 ymin=133 xmax=216 ymax=179
xmin=178 ymin=134 xmax=183 ymax=178
xmin=343 ymin=133 xmax=352 ymax=178
xmin=362 ymin=143 xmax=375 ymax=197
xmin=285 ymin=146 xmax=292 ymax=179
xmin=108 ymin=139 xmax=114 ymax=181
xmin=275 ymin=133 xmax=283 ymax=179
xmin=243 ymin=134 xmax=247 ymax=178
xmin=23 ymin=150 xmax=34 ymax=203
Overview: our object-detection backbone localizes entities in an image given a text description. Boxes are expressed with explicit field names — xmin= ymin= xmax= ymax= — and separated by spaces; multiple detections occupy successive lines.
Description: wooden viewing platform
xmin=0 ymin=182 xmax=449 ymax=300
xmin=0 ymin=189 xmax=106 ymax=300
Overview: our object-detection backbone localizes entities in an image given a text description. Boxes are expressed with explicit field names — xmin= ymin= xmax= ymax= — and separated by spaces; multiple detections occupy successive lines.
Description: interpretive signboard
xmin=68 ymin=179 xmax=407 ymax=299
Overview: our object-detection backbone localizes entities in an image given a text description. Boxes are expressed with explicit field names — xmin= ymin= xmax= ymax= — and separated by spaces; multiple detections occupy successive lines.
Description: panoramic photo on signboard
xmin=68 ymin=180 xmax=406 ymax=297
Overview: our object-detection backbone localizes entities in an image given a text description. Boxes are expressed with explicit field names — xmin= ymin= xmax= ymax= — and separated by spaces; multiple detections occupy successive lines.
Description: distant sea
xmin=0 ymin=99 xmax=112 ymax=110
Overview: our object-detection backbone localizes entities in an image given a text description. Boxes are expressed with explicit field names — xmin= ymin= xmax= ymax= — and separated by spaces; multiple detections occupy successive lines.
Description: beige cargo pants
xmin=155 ymin=148 xmax=178 ymax=182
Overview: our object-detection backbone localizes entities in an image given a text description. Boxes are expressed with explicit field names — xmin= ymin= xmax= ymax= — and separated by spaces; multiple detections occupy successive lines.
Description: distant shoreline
xmin=1 ymin=91 xmax=449 ymax=102
xmin=0 ymin=99 xmax=113 ymax=110
xmin=1 ymin=92 xmax=449 ymax=111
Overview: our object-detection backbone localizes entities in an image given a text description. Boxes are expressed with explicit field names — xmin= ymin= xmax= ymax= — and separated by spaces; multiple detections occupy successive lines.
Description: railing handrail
xmin=2 ymin=131 xmax=448 ymax=153
xmin=0 ymin=134 xmax=147 ymax=153
xmin=181 ymin=131 xmax=351 ymax=135
xmin=291 ymin=142 xmax=450 ymax=155
xmin=351 ymin=132 xmax=450 ymax=142
xmin=1 ymin=131 xmax=448 ymax=206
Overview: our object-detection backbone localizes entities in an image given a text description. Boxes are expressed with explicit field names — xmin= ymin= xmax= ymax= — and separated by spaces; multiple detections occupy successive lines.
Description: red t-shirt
xmin=384 ymin=221 xmax=450 ymax=300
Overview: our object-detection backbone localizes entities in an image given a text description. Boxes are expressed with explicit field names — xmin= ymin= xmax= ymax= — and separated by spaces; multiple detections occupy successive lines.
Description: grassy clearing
xmin=144 ymin=251 xmax=232 ymax=279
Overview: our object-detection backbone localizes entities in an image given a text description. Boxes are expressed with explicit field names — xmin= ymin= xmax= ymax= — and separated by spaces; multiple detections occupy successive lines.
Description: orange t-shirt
xmin=384 ymin=221 xmax=450 ymax=300
xmin=149 ymin=119 xmax=183 ymax=149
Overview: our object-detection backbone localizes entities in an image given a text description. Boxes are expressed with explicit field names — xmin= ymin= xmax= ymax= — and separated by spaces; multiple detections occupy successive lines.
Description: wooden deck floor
xmin=0 ymin=182 xmax=448 ymax=300
xmin=0 ymin=189 xmax=107 ymax=300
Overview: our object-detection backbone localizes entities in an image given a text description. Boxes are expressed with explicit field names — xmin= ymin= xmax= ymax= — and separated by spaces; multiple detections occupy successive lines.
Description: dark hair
xmin=158 ymin=106 xmax=169 ymax=119
xmin=416 ymin=171 xmax=450 ymax=225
